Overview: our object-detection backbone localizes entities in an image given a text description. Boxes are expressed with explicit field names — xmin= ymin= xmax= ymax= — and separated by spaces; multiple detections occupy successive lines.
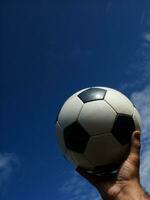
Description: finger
xmin=130 ymin=131 xmax=141 ymax=156
xmin=127 ymin=131 xmax=141 ymax=166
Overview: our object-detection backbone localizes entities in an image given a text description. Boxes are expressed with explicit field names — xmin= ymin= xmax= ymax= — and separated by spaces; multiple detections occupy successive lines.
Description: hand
xmin=76 ymin=131 xmax=141 ymax=200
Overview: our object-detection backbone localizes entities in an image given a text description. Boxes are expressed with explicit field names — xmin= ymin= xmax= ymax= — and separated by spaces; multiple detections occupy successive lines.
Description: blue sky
xmin=1 ymin=0 xmax=150 ymax=200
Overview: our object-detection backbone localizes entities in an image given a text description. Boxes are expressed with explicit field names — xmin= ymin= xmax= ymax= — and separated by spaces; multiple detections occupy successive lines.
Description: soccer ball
xmin=56 ymin=87 xmax=141 ymax=174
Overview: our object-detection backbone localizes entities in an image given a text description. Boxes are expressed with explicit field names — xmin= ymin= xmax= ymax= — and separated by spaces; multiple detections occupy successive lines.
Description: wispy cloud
xmin=131 ymin=86 xmax=150 ymax=192
xmin=127 ymin=4 xmax=150 ymax=193
xmin=0 ymin=153 xmax=19 ymax=192
xmin=59 ymin=171 xmax=100 ymax=200
xmin=140 ymin=150 xmax=150 ymax=192
xmin=121 ymin=8 xmax=150 ymax=93
xmin=131 ymin=86 xmax=150 ymax=136
xmin=143 ymin=32 xmax=150 ymax=42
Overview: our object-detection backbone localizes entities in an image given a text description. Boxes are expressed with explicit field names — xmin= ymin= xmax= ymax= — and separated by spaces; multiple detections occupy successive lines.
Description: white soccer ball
xmin=56 ymin=87 xmax=141 ymax=174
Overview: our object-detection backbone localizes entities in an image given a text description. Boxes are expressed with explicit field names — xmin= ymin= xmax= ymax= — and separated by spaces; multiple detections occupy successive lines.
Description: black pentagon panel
xmin=64 ymin=122 xmax=90 ymax=153
xmin=112 ymin=114 xmax=135 ymax=145
xmin=78 ymin=88 xmax=106 ymax=103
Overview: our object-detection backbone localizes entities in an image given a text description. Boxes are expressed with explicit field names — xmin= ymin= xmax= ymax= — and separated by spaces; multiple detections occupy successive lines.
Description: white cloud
xmin=143 ymin=32 xmax=150 ymax=42
xmin=140 ymin=150 xmax=150 ymax=192
xmin=59 ymin=171 xmax=100 ymax=200
xmin=121 ymin=4 xmax=150 ymax=194
xmin=128 ymin=5 xmax=150 ymax=192
xmin=131 ymin=86 xmax=150 ymax=136
xmin=131 ymin=86 xmax=150 ymax=193
xmin=0 ymin=153 xmax=19 ymax=191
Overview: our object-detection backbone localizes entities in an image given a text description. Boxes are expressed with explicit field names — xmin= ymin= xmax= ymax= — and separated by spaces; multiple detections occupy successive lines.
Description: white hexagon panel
xmin=104 ymin=88 xmax=134 ymax=115
xmin=67 ymin=150 xmax=94 ymax=170
xmin=58 ymin=96 xmax=83 ymax=128
xmin=84 ymin=133 xmax=130 ymax=167
xmin=78 ymin=100 xmax=117 ymax=136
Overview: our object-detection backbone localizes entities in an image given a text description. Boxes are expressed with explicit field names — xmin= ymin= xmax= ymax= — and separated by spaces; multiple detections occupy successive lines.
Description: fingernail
xmin=134 ymin=131 xmax=140 ymax=140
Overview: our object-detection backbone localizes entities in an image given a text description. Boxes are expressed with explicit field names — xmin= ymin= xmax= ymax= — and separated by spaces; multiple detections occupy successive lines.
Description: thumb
xmin=130 ymin=131 xmax=141 ymax=155
xmin=127 ymin=130 xmax=141 ymax=166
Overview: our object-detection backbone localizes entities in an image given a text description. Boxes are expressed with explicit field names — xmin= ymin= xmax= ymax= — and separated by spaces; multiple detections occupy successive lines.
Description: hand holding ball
xmin=56 ymin=87 xmax=141 ymax=174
